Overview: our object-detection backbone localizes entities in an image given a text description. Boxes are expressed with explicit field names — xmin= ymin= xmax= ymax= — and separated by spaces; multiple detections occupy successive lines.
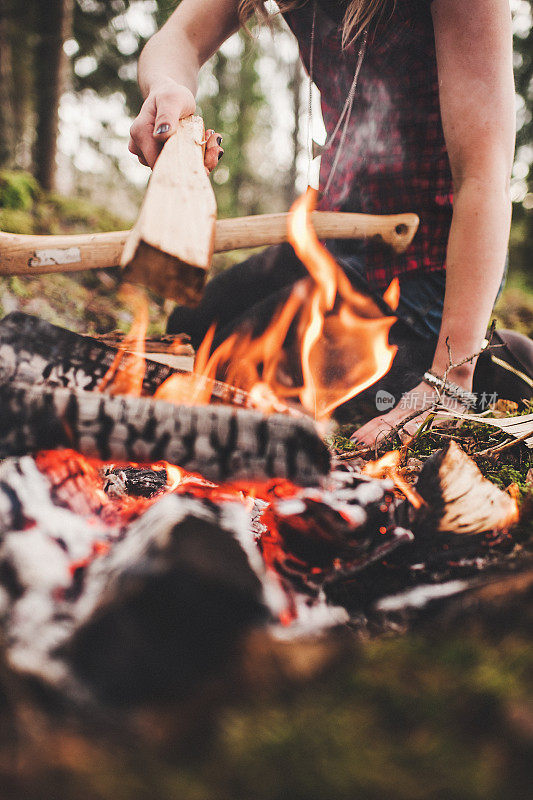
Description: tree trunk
xmin=0 ymin=0 xmax=16 ymax=168
xmin=10 ymin=4 xmax=36 ymax=172
xmin=286 ymin=54 xmax=303 ymax=208
xmin=33 ymin=0 xmax=73 ymax=190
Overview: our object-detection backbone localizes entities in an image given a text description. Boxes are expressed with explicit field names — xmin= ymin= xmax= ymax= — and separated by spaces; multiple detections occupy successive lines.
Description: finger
xmin=128 ymin=137 xmax=149 ymax=167
xmin=133 ymin=126 xmax=161 ymax=168
xmin=130 ymin=100 xmax=161 ymax=168
xmin=204 ymin=131 xmax=223 ymax=173
xmin=351 ymin=417 xmax=394 ymax=446
xmin=153 ymin=88 xmax=195 ymax=142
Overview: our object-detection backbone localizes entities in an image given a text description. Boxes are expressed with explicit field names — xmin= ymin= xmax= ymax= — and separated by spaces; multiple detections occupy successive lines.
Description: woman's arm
xmin=129 ymin=0 xmax=240 ymax=168
xmin=354 ymin=0 xmax=515 ymax=445
xmin=429 ymin=0 xmax=515 ymax=383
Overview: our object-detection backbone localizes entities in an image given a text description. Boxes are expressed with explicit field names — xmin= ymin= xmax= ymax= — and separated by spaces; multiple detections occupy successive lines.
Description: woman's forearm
xmin=431 ymin=176 xmax=512 ymax=383
xmin=138 ymin=30 xmax=200 ymax=99
xmin=130 ymin=0 xmax=239 ymax=166
xmin=138 ymin=0 xmax=240 ymax=98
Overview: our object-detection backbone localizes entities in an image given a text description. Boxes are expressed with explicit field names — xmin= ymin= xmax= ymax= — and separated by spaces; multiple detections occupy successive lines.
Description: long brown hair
xmin=238 ymin=0 xmax=391 ymax=47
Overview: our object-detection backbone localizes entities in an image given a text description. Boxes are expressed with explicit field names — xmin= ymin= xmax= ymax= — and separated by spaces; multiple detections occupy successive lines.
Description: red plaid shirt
xmin=283 ymin=0 xmax=452 ymax=288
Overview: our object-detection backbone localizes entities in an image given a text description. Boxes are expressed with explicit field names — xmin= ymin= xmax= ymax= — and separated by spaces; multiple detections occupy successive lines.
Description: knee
xmin=167 ymin=305 xmax=204 ymax=348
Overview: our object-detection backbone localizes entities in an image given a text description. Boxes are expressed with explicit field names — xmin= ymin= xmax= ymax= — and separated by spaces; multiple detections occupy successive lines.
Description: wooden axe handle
xmin=0 ymin=211 xmax=418 ymax=277
xmin=215 ymin=211 xmax=419 ymax=254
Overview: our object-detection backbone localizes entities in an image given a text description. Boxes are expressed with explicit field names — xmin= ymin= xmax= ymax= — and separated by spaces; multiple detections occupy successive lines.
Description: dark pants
xmin=167 ymin=243 xmax=445 ymax=420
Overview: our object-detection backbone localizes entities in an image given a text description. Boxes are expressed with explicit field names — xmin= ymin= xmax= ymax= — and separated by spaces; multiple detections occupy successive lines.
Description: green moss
xmin=0 ymin=170 xmax=39 ymax=211
xmin=0 ymin=207 xmax=35 ymax=234
xmin=0 ymin=173 xmax=129 ymax=237
xmin=45 ymin=193 xmax=128 ymax=233
xmin=7 ymin=276 xmax=32 ymax=299
xmin=199 ymin=631 xmax=532 ymax=800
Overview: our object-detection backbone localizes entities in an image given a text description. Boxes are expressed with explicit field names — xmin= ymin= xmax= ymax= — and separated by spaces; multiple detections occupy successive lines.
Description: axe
xmin=0 ymin=116 xmax=419 ymax=304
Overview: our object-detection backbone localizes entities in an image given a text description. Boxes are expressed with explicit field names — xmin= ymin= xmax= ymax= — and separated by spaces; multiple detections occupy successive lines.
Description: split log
xmin=90 ymin=330 xmax=194 ymax=355
xmin=0 ymin=381 xmax=330 ymax=485
xmin=0 ymin=312 xmax=252 ymax=407
xmin=121 ymin=116 xmax=217 ymax=305
xmin=414 ymin=441 xmax=519 ymax=534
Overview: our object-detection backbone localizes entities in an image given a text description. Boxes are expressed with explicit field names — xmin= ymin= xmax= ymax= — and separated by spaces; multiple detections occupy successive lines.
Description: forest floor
xmin=0 ymin=170 xmax=532 ymax=800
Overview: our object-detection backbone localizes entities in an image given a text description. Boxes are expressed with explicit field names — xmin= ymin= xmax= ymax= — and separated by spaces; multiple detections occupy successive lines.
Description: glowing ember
xmin=161 ymin=462 xmax=184 ymax=490
xmin=34 ymin=449 xmax=248 ymax=531
xmin=363 ymin=450 xmax=425 ymax=509
xmin=362 ymin=450 xmax=402 ymax=478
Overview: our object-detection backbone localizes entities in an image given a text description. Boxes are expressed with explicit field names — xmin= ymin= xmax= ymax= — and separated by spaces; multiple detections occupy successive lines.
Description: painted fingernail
xmin=218 ymin=150 xmax=224 ymax=161
xmin=155 ymin=123 xmax=170 ymax=135
xmin=216 ymin=135 xmax=223 ymax=146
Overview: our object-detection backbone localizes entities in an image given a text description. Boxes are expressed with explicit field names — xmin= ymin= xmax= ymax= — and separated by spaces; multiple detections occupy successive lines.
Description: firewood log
xmin=414 ymin=441 xmax=519 ymax=534
xmin=0 ymin=312 xmax=252 ymax=407
xmin=0 ymin=457 xmax=269 ymax=705
xmin=0 ymin=381 xmax=330 ymax=485
xmin=0 ymin=311 xmax=174 ymax=394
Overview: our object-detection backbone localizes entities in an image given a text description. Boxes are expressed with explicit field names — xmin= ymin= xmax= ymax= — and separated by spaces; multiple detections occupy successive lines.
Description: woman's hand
xmin=128 ymin=77 xmax=223 ymax=171
xmin=351 ymin=380 xmax=472 ymax=447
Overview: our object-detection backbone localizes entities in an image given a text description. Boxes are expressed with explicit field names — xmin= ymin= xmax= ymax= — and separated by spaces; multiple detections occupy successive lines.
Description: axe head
xmin=121 ymin=116 xmax=216 ymax=305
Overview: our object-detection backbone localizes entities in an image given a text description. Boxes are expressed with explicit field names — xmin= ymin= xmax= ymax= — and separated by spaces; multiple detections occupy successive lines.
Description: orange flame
xmin=363 ymin=450 xmax=425 ymax=509
xmin=154 ymin=190 xmax=397 ymax=420
xmin=98 ymin=285 xmax=148 ymax=397
xmin=288 ymin=187 xmax=338 ymax=311
xmin=103 ymin=191 xmax=398 ymax=422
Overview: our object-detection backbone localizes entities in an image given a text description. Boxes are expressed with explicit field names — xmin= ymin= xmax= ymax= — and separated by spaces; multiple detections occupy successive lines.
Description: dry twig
xmin=474 ymin=427 xmax=533 ymax=458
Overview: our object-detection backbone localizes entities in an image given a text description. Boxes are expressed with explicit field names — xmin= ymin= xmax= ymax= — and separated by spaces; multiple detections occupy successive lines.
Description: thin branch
xmin=474 ymin=428 xmax=533 ymax=458
xmin=442 ymin=320 xmax=496 ymax=383
xmin=350 ymin=323 xmax=498 ymax=455
xmin=369 ymin=404 xmax=437 ymax=453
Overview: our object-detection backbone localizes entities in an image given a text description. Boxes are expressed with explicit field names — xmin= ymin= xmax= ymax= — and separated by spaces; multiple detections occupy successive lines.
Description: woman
xmin=129 ymin=0 xmax=515 ymax=443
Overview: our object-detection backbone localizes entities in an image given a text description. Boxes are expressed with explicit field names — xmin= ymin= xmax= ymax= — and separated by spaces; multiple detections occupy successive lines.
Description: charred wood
xmin=0 ymin=311 xmax=173 ymax=394
xmin=0 ymin=312 xmax=254 ymax=407
xmin=265 ymin=475 xmax=413 ymax=596
xmin=0 ymin=458 xmax=270 ymax=706
xmin=266 ymin=461 xmax=527 ymax=634
xmin=0 ymin=443 xmax=528 ymax=705
xmin=101 ymin=466 xmax=168 ymax=499
xmin=0 ymin=381 xmax=330 ymax=485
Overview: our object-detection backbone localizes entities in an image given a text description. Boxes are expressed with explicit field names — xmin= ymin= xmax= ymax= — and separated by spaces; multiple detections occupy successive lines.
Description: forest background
xmin=0 ymin=0 xmax=531 ymax=335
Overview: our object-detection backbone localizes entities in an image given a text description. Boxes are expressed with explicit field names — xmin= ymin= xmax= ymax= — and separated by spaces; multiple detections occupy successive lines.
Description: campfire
xmin=0 ymin=191 xmax=522 ymax=708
